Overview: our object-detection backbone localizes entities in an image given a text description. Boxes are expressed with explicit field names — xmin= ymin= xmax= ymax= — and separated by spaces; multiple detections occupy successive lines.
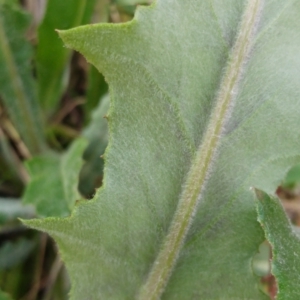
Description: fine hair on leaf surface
xmin=24 ymin=0 xmax=300 ymax=299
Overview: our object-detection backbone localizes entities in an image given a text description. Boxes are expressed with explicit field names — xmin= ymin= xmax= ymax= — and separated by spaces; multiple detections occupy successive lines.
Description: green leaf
xmin=79 ymin=94 xmax=109 ymax=198
xmin=281 ymin=164 xmax=300 ymax=189
xmin=23 ymin=139 xmax=87 ymax=217
xmin=0 ymin=0 xmax=46 ymax=154
xmin=36 ymin=0 xmax=97 ymax=114
xmin=25 ymin=0 xmax=300 ymax=299
xmin=255 ymin=190 xmax=300 ymax=300
xmin=0 ymin=290 xmax=13 ymax=300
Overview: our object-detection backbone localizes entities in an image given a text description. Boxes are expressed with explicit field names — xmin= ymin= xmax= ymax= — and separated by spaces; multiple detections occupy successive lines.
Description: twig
xmin=51 ymin=124 xmax=80 ymax=139
xmin=51 ymin=98 xmax=85 ymax=125
xmin=42 ymin=254 xmax=63 ymax=300
xmin=109 ymin=4 xmax=121 ymax=23
xmin=0 ymin=126 xmax=30 ymax=184
xmin=0 ymin=109 xmax=31 ymax=159
xmin=22 ymin=233 xmax=48 ymax=300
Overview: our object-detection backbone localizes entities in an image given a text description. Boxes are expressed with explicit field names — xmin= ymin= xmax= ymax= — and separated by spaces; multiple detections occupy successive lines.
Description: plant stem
xmin=25 ymin=233 xmax=48 ymax=300
xmin=42 ymin=254 xmax=63 ymax=300
xmin=0 ymin=108 xmax=31 ymax=160
xmin=0 ymin=126 xmax=29 ymax=184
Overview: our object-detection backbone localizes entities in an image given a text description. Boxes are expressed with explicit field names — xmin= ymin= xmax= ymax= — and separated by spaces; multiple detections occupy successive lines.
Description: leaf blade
xmin=23 ymin=138 xmax=87 ymax=217
xmin=36 ymin=0 xmax=97 ymax=114
xmin=26 ymin=0 xmax=300 ymax=299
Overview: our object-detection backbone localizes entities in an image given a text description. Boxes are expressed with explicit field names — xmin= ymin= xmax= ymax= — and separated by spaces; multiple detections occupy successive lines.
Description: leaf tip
xmin=254 ymin=188 xmax=267 ymax=202
xmin=56 ymin=28 xmax=76 ymax=49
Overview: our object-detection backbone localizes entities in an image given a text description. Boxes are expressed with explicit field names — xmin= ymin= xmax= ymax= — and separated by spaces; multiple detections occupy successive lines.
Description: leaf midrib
xmin=137 ymin=1 xmax=263 ymax=299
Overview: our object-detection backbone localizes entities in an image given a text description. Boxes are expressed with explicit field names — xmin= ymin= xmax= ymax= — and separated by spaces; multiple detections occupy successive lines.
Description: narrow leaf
xmin=36 ymin=0 xmax=97 ymax=114
xmin=23 ymin=138 xmax=87 ymax=217
xmin=255 ymin=190 xmax=300 ymax=300
xmin=25 ymin=0 xmax=300 ymax=299
xmin=0 ymin=0 xmax=46 ymax=154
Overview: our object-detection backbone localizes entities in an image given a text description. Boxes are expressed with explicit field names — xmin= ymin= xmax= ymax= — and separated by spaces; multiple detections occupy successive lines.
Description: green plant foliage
xmin=0 ymin=0 xmax=46 ymax=154
xmin=0 ymin=290 xmax=12 ymax=300
xmin=85 ymin=67 xmax=108 ymax=122
xmin=0 ymin=239 xmax=35 ymax=271
xmin=256 ymin=190 xmax=300 ymax=300
xmin=0 ymin=135 xmax=23 ymax=195
xmin=79 ymin=95 xmax=109 ymax=198
xmin=23 ymin=139 xmax=87 ymax=217
xmin=36 ymin=0 xmax=97 ymax=115
xmin=25 ymin=0 xmax=300 ymax=299
xmin=281 ymin=164 xmax=300 ymax=190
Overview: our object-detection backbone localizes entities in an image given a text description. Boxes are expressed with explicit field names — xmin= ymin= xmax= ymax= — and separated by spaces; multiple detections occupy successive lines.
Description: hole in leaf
xmin=277 ymin=163 xmax=300 ymax=226
xmin=253 ymin=241 xmax=270 ymax=277
xmin=254 ymin=164 xmax=300 ymax=299
xmin=252 ymin=240 xmax=277 ymax=299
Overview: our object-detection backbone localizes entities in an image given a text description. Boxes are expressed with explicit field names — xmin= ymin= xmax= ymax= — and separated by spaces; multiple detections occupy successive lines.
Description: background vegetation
xmin=0 ymin=1 xmax=149 ymax=299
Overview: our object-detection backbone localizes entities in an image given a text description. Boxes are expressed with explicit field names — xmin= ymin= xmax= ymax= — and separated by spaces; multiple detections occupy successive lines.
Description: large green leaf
xmin=23 ymin=139 xmax=87 ymax=217
xmin=25 ymin=0 xmax=300 ymax=299
xmin=256 ymin=190 xmax=300 ymax=300
xmin=36 ymin=0 xmax=97 ymax=114
xmin=0 ymin=0 xmax=46 ymax=154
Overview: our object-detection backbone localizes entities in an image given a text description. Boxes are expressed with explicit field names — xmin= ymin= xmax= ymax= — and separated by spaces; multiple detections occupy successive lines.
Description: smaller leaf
xmin=281 ymin=163 xmax=300 ymax=190
xmin=255 ymin=189 xmax=300 ymax=300
xmin=36 ymin=0 xmax=97 ymax=114
xmin=23 ymin=138 xmax=87 ymax=217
